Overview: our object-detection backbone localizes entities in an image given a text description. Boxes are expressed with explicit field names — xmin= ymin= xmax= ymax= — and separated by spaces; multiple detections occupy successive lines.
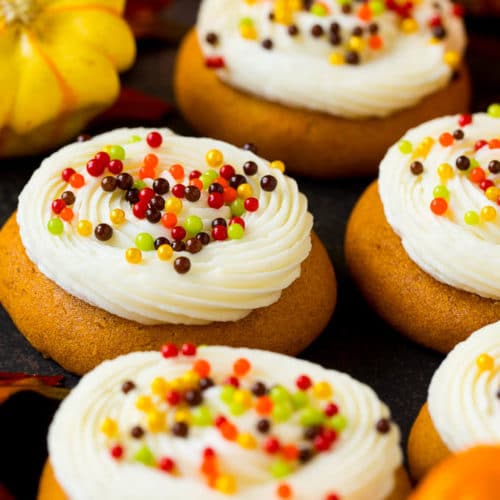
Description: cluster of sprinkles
xmin=203 ymin=0 xmax=464 ymax=68
xmin=397 ymin=104 xmax=500 ymax=224
xmin=100 ymin=345 xmax=393 ymax=498
xmin=48 ymin=132 xmax=281 ymax=274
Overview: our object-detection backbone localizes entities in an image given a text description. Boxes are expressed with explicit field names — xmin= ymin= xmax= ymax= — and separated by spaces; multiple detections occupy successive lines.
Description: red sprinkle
xmin=212 ymin=225 xmax=228 ymax=241
xmin=147 ymin=131 xmax=163 ymax=148
xmin=296 ymin=375 xmax=312 ymax=391
xmin=172 ymin=226 xmax=187 ymax=241
xmin=208 ymin=192 xmax=224 ymax=209
xmin=314 ymin=434 xmax=332 ymax=452
xmin=139 ymin=187 xmax=155 ymax=203
xmin=52 ymin=199 xmax=66 ymax=214
xmin=205 ymin=56 xmax=226 ymax=68
xmin=203 ymin=447 xmax=216 ymax=458
xmin=62 ymin=168 xmax=76 ymax=182
xmin=166 ymin=390 xmax=181 ymax=405
xmin=220 ymin=164 xmax=235 ymax=180
xmin=224 ymin=376 xmax=240 ymax=388
xmin=161 ymin=343 xmax=179 ymax=358
xmin=95 ymin=151 xmax=110 ymax=167
xmin=263 ymin=437 xmax=281 ymax=454
xmin=458 ymin=114 xmax=472 ymax=127
xmin=480 ymin=179 xmax=494 ymax=191
xmin=158 ymin=456 xmax=175 ymax=472
xmin=215 ymin=415 xmax=227 ymax=427
xmin=229 ymin=216 xmax=245 ymax=228
xmin=110 ymin=445 xmax=124 ymax=459
xmin=87 ymin=159 xmax=105 ymax=177
xmin=181 ymin=343 xmax=197 ymax=356
xmin=325 ymin=403 xmax=339 ymax=417
xmin=133 ymin=201 xmax=148 ymax=219
xmin=108 ymin=159 xmax=123 ymax=174
xmin=475 ymin=139 xmax=488 ymax=151
xmin=244 ymin=197 xmax=259 ymax=212
xmin=172 ymin=184 xmax=186 ymax=198
xmin=428 ymin=15 xmax=442 ymax=26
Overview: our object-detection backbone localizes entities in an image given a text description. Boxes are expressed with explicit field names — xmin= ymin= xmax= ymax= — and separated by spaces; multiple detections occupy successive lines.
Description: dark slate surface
xmin=0 ymin=2 xmax=499 ymax=498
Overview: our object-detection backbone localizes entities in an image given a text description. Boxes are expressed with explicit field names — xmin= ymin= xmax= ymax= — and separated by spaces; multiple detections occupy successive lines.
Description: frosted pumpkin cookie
xmin=38 ymin=345 xmax=411 ymax=500
xmin=0 ymin=129 xmax=336 ymax=375
xmin=346 ymin=106 xmax=500 ymax=352
xmin=409 ymin=446 xmax=500 ymax=500
xmin=407 ymin=321 xmax=500 ymax=480
xmin=174 ymin=0 xmax=470 ymax=178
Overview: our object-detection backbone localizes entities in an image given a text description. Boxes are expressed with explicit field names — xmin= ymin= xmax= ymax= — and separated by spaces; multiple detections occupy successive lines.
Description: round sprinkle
xmin=206 ymin=32 xmax=218 ymax=45
xmin=251 ymin=381 xmax=268 ymax=396
xmin=453 ymin=129 xmax=464 ymax=140
xmin=233 ymin=358 xmax=251 ymax=376
xmin=271 ymin=160 xmax=285 ymax=173
xmin=174 ymin=257 xmax=191 ymax=274
xmin=488 ymin=160 xmax=500 ymax=174
xmin=117 ymin=173 xmax=134 ymax=190
xmin=135 ymin=233 xmax=155 ymax=251
xmin=95 ymin=223 xmax=113 ymax=241
xmin=108 ymin=159 xmax=123 ymax=175
xmin=101 ymin=176 xmax=117 ymax=192
xmin=185 ymin=185 xmax=201 ymax=202
xmin=311 ymin=24 xmax=324 ymax=37
xmin=375 ymin=418 xmax=391 ymax=434
xmin=487 ymin=103 xmax=500 ymax=118
xmin=243 ymin=161 xmax=258 ymax=176
xmin=131 ymin=425 xmax=144 ymax=439
xmin=277 ymin=484 xmax=292 ymax=499
xmin=410 ymin=161 xmax=424 ymax=175
xmin=243 ymin=142 xmax=258 ymax=154
xmin=186 ymin=238 xmax=203 ymax=254
xmin=77 ymin=220 xmax=92 ymax=237
xmin=256 ymin=418 xmax=271 ymax=434
xmin=108 ymin=145 xmax=125 ymax=161
xmin=171 ymin=241 xmax=186 ymax=252
xmin=262 ymin=38 xmax=273 ymax=49
xmin=345 ymin=51 xmax=360 ymax=65
xmin=229 ymin=174 xmax=247 ymax=189
xmin=149 ymin=195 xmax=165 ymax=211
xmin=61 ymin=191 xmax=75 ymax=206
xmin=157 ymin=244 xmax=174 ymax=261
xmin=122 ymin=380 xmax=136 ymax=393
xmin=146 ymin=208 xmax=161 ymax=224
xmin=70 ymin=173 xmax=85 ymax=189
xmin=464 ymin=210 xmax=480 ymax=225
xmin=110 ymin=208 xmax=126 ymax=225
xmin=260 ymin=175 xmax=277 ymax=192
xmin=398 ymin=140 xmax=413 ymax=154
xmin=481 ymin=206 xmax=496 ymax=222
xmin=126 ymin=248 xmax=142 ymax=264
xmin=196 ymin=232 xmax=211 ymax=245
xmin=171 ymin=421 xmax=189 ymax=438
xmin=48 ymin=218 xmax=64 ymax=235
xmin=165 ymin=197 xmax=183 ymax=214
xmin=288 ymin=24 xmax=299 ymax=36
xmin=199 ymin=377 xmax=215 ymax=391
xmin=430 ymin=198 xmax=448 ymax=215
xmin=169 ymin=164 xmax=185 ymax=181
xmin=206 ymin=149 xmax=224 ymax=167
xmin=184 ymin=215 xmax=203 ymax=235
xmin=146 ymin=131 xmax=162 ymax=148
xmin=153 ymin=178 xmax=170 ymax=195
xmin=455 ymin=155 xmax=470 ymax=171
xmin=154 ymin=237 xmax=170 ymax=250
xmin=433 ymin=185 xmax=449 ymax=201
xmin=476 ymin=353 xmax=495 ymax=371
xmin=87 ymin=159 xmax=105 ymax=177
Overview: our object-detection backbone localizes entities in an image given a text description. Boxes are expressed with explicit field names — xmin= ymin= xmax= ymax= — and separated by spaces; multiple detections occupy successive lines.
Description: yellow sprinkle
xmin=232 ymin=389 xmax=253 ymax=408
xmin=157 ymin=244 xmax=173 ymax=261
xmin=136 ymin=395 xmax=153 ymax=412
xmin=215 ymin=474 xmax=237 ymax=494
xmin=481 ymin=206 xmax=496 ymax=222
xmin=147 ymin=410 xmax=166 ymax=433
xmin=100 ymin=417 xmax=118 ymax=438
xmin=349 ymin=36 xmax=365 ymax=51
xmin=151 ymin=377 xmax=169 ymax=396
xmin=126 ymin=247 xmax=142 ymax=264
xmin=401 ymin=18 xmax=418 ymax=33
xmin=165 ymin=197 xmax=183 ymax=215
xmin=270 ymin=160 xmax=286 ymax=173
xmin=237 ymin=432 xmax=258 ymax=449
xmin=428 ymin=37 xmax=441 ymax=45
xmin=206 ymin=148 xmax=224 ymax=167
xmin=329 ymin=52 xmax=345 ymax=65
xmin=444 ymin=51 xmax=460 ymax=68
xmin=175 ymin=409 xmax=192 ymax=424
xmin=486 ymin=186 xmax=500 ymax=202
xmin=77 ymin=220 xmax=93 ymax=237
xmin=313 ymin=381 xmax=333 ymax=400
xmin=240 ymin=25 xmax=258 ymax=40
xmin=437 ymin=163 xmax=454 ymax=181
xmin=182 ymin=370 xmax=200 ymax=387
xmin=476 ymin=353 xmax=495 ymax=372
xmin=110 ymin=208 xmax=125 ymax=225
xmin=237 ymin=183 xmax=253 ymax=199
xmin=412 ymin=136 xmax=435 ymax=159
xmin=170 ymin=377 xmax=186 ymax=391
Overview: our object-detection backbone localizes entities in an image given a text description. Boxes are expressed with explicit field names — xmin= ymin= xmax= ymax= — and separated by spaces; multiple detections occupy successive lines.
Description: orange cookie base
xmin=38 ymin=460 xmax=411 ymax=500
xmin=174 ymin=30 xmax=471 ymax=178
xmin=407 ymin=403 xmax=451 ymax=481
xmin=0 ymin=213 xmax=336 ymax=375
xmin=409 ymin=445 xmax=500 ymax=499
xmin=345 ymin=181 xmax=500 ymax=353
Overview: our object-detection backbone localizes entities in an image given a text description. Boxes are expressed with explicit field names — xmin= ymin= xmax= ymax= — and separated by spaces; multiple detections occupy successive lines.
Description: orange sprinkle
xmin=233 ymin=358 xmax=251 ymax=377
xmin=193 ymin=359 xmax=211 ymax=378
xmin=144 ymin=153 xmax=159 ymax=168
xmin=282 ymin=444 xmax=299 ymax=461
xmin=368 ymin=35 xmax=383 ymax=50
xmin=357 ymin=4 xmax=372 ymax=21
xmin=190 ymin=178 xmax=203 ymax=191
xmin=277 ymin=483 xmax=293 ymax=498
xmin=60 ymin=207 xmax=74 ymax=222
xmin=489 ymin=139 xmax=500 ymax=149
xmin=69 ymin=173 xmax=85 ymax=188
xmin=220 ymin=421 xmax=238 ymax=441
xmin=214 ymin=176 xmax=229 ymax=188
xmin=139 ymin=165 xmax=155 ymax=180
xmin=439 ymin=132 xmax=454 ymax=147
xmin=161 ymin=212 xmax=177 ymax=229
xmin=201 ymin=456 xmax=218 ymax=476
xmin=255 ymin=396 xmax=273 ymax=415
xmin=223 ymin=186 xmax=237 ymax=203
xmin=169 ymin=164 xmax=185 ymax=181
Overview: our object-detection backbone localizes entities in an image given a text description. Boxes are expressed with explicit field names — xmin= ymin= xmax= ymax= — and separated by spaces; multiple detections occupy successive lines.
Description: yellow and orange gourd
xmin=0 ymin=0 xmax=135 ymax=157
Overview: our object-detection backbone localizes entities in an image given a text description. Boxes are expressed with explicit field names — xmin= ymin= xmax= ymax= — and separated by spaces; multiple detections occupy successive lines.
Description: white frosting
xmin=197 ymin=0 xmax=466 ymax=118
xmin=17 ymin=128 xmax=312 ymax=325
xmin=379 ymin=113 xmax=500 ymax=300
xmin=428 ymin=322 xmax=500 ymax=451
xmin=48 ymin=346 xmax=403 ymax=500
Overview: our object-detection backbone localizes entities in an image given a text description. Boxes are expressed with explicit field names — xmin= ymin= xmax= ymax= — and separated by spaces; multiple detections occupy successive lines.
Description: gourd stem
xmin=1 ymin=0 xmax=38 ymax=25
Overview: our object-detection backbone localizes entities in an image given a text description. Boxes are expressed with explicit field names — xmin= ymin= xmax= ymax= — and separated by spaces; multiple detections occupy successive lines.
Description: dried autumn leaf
xmin=0 ymin=373 xmax=69 ymax=405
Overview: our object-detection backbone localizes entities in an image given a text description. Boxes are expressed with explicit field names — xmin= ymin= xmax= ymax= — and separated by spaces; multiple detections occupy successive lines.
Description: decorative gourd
xmin=0 ymin=0 xmax=136 ymax=157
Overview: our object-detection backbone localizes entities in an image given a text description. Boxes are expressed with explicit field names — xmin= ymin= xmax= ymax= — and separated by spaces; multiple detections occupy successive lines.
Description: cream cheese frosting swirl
xmin=17 ymin=128 xmax=312 ymax=325
xmin=428 ymin=322 xmax=500 ymax=451
xmin=379 ymin=111 xmax=500 ymax=300
xmin=197 ymin=0 xmax=466 ymax=118
xmin=48 ymin=346 xmax=403 ymax=500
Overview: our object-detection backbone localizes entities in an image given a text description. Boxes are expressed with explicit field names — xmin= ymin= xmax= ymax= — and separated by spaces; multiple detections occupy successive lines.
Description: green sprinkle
xmin=433 ymin=185 xmax=450 ymax=201
xmin=220 ymin=385 xmax=235 ymax=404
xmin=487 ymin=103 xmax=500 ymax=118
xmin=228 ymin=223 xmax=244 ymax=240
xmin=133 ymin=180 xmax=146 ymax=190
xmin=464 ymin=210 xmax=479 ymax=225
xmin=291 ymin=391 xmax=309 ymax=409
xmin=311 ymin=4 xmax=328 ymax=15
xmin=134 ymin=445 xmax=155 ymax=466
xmin=398 ymin=140 xmax=413 ymax=155
xmin=230 ymin=199 xmax=246 ymax=217
xmin=201 ymin=170 xmax=218 ymax=190
xmin=108 ymin=145 xmax=126 ymax=161
xmin=269 ymin=385 xmax=290 ymax=404
xmin=47 ymin=218 xmax=64 ymax=235
xmin=184 ymin=215 xmax=203 ymax=235
xmin=272 ymin=402 xmax=294 ymax=422
xmin=135 ymin=233 xmax=155 ymax=251
xmin=129 ymin=135 xmax=142 ymax=143
xmin=327 ymin=414 xmax=348 ymax=432
xmin=369 ymin=0 xmax=385 ymax=14
xmin=300 ymin=407 xmax=325 ymax=426
xmin=229 ymin=402 xmax=246 ymax=416
xmin=239 ymin=17 xmax=254 ymax=27
xmin=192 ymin=406 xmax=213 ymax=426
xmin=271 ymin=459 xmax=292 ymax=479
